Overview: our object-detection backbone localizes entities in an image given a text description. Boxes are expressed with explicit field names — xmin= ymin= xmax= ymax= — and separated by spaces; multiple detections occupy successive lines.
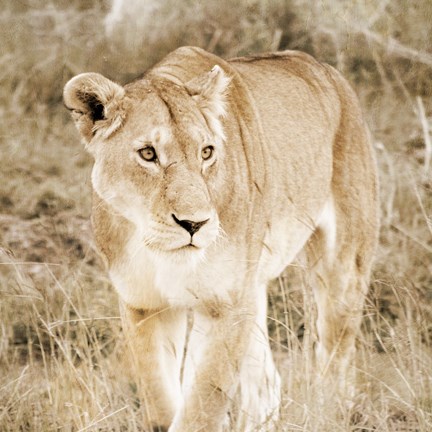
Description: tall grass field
xmin=1 ymin=0 xmax=431 ymax=430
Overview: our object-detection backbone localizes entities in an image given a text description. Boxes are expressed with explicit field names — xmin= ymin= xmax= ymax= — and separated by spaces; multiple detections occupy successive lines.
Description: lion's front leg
xmin=121 ymin=302 xmax=187 ymax=431
xmin=169 ymin=302 xmax=254 ymax=432
xmin=236 ymin=286 xmax=281 ymax=431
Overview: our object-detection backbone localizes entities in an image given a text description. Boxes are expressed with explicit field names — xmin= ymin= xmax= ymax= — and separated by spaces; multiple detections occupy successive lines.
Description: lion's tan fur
xmin=64 ymin=46 xmax=379 ymax=431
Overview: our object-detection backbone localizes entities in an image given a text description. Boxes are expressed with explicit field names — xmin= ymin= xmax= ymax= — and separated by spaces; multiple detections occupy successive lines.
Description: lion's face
xmin=90 ymin=82 xmax=226 ymax=259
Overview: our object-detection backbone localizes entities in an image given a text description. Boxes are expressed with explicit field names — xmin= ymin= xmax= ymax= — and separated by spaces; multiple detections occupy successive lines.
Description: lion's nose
xmin=172 ymin=214 xmax=209 ymax=236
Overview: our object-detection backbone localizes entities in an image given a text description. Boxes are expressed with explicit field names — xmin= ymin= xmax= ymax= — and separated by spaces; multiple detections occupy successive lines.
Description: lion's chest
xmin=109 ymin=254 xmax=194 ymax=310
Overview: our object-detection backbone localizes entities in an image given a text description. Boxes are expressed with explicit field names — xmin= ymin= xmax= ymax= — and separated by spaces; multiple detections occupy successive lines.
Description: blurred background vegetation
xmin=1 ymin=0 xmax=431 ymax=430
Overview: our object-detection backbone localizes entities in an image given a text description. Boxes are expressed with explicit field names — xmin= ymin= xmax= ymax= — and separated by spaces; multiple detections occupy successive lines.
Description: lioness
xmin=63 ymin=46 xmax=379 ymax=431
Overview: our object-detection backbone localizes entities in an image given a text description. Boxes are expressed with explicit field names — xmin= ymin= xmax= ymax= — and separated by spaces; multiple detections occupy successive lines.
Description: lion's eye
xmin=201 ymin=145 xmax=214 ymax=161
xmin=138 ymin=146 xmax=157 ymax=162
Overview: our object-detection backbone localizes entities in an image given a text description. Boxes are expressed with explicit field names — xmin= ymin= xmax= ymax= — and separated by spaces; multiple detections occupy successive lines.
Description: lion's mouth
xmin=148 ymin=242 xmax=207 ymax=265
xmin=172 ymin=243 xmax=200 ymax=252
xmin=146 ymin=242 xmax=201 ymax=254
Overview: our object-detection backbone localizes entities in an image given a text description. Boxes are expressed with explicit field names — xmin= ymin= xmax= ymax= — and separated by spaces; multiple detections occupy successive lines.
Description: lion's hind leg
xmin=306 ymin=69 xmax=379 ymax=401
xmin=307 ymin=195 xmax=377 ymax=399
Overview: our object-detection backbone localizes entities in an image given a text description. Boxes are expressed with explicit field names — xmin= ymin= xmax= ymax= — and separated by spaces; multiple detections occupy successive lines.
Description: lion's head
xmin=64 ymin=66 xmax=232 ymax=263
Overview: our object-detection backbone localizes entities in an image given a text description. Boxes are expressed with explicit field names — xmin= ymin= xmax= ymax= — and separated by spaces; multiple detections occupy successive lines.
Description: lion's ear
xmin=63 ymin=72 xmax=126 ymax=145
xmin=186 ymin=65 xmax=231 ymax=140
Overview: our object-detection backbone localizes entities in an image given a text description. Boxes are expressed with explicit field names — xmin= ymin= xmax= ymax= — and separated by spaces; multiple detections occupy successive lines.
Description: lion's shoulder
xmin=228 ymin=49 xmax=339 ymax=89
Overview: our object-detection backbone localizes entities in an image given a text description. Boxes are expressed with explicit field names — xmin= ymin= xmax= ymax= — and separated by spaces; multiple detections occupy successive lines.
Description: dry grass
xmin=1 ymin=0 xmax=431 ymax=430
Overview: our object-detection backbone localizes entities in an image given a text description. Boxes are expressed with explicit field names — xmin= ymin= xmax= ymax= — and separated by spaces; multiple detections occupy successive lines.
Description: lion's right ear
xmin=185 ymin=65 xmax=231 ymax=142
xmin=63 ymin=73 xmax=126 ymax=145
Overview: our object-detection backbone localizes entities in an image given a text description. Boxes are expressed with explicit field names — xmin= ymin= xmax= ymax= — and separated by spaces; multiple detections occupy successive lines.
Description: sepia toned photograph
xmin=1 ymin=1 xmax=431 ymax=431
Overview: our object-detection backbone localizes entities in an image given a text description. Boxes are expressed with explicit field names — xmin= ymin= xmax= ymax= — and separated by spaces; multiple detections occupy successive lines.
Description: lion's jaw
xmin=101 ymin=177 xmax=222 ymax=307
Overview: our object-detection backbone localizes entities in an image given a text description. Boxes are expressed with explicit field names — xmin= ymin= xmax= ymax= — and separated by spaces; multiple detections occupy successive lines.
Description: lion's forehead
xmin=132 ymin=126 xmax=172 ymax=149
xmin=126 ymin=99 xmax=212 ymax=156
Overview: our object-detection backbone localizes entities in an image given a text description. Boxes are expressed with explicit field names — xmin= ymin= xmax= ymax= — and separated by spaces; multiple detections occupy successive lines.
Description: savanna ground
xmin=1 ymin=0 xmax=431 ymax=430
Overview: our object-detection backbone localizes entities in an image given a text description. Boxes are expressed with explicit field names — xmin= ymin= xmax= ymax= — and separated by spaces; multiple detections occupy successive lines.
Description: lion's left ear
xmin=186 ymin=65 xmax=231 ymax=140
xmin=63 ymin=72 xmax=126 ymax=146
